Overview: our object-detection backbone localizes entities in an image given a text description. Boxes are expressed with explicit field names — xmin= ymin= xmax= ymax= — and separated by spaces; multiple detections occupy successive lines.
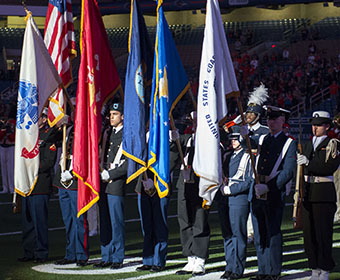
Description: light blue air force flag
xmin=14 ymin=13 xmax=61 ymax=196
xmin=122 ymin=0 xmax=153 ymax=184
xmin=147 ymin=0 xmax=190 ymax=198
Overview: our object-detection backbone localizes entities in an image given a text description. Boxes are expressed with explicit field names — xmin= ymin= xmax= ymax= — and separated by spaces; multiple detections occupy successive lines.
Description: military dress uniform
xmin=98 ymin=125 xmax=127 ymax=267
xmin=248 ymin=122 xmax=269 ymax=146
xmin=20 ymin=126 xmax=58 ymax=262
xmin=251 ymin=131 xmax=296 ymax=279
xmin=53 ymin=126 xmax=89 ymax=265
xmin=135 ymin=169 xmax=170 ymax=271
xmin=220 ymin=141 xmax=254 ymax=279
xmin=175 ymin=134 xmax=210 ymax=275
xmin=135 ymin=129 xmax=179 ymax=272
xmin=301 ymin=136 xmax=340 ymax=272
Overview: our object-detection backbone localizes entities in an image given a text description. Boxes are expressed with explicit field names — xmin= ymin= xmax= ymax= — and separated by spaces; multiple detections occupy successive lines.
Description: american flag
xmin=44 ymin=0 xmax=76 ymax=126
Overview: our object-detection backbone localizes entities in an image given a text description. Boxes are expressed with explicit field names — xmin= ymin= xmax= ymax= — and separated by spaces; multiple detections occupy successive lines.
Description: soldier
xmin=244 ymin=84 xmax=269 ymax=244
xmin=224 ymin=84 xmax=269 ymax=244
xmin=17 ymin=109 xmax=60 ymax=263
xmin=53 ymin=112 xmax=89 ymax=266
xmin=135 ymin=171 xmax=169 ymax=272
xmin=95 ymin=103 xmax=127 ymax=269
xmin=134 ymin=126 xmax=178 ymax=273
xmin=297 ymin=111 xmax=340 ymax=280
xmin=249 ymin=105 xmax=297 ymax=280
xmin=174 ymin=112 xmax=210 ymax=276
xmin=220 ymin=131 xmax=254 ymax=280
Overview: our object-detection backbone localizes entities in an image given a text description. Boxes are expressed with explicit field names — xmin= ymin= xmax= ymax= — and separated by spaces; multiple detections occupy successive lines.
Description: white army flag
xmin=15 ymin=13 xmax=61 ymax=196
xmin=193 ymin=0 xmax=239 ymax=208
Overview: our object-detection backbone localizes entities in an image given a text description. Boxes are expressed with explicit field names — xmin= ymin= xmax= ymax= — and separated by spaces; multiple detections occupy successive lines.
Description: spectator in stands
xmin=301 ymin=26 xmax=309 ymax=40
xmin=309 ymin=42 xmax=317 ymax=54
xmin=282 ymin=48 xmax=289 ymax=61
xmin=329 ymin=80 xmax=339 ymax=111
xmin=234 ymin=40 xmax=241 ymax=53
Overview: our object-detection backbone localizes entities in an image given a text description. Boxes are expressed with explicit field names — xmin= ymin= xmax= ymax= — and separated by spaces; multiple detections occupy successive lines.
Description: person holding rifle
xmin=297 ymin=111 xmax=340 ymax=280
xmin=249 ymin=105 xmax=297 ymax=280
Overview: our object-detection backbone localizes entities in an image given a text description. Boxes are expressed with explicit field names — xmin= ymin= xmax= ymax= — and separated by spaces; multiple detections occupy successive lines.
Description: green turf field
xmin=0 ymin=191 xmax=339 ymax=280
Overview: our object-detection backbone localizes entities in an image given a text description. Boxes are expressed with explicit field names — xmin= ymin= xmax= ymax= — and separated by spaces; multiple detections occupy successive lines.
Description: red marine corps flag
xmin=44 ymin=0 xmax=77 ymax=126
xmin=73 ymin=0 xmax=121 ymax=217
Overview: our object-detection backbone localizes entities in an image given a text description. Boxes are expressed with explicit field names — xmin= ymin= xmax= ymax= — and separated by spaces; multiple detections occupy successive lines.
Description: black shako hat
xmin=264 ymin=105 xmax=290 ymax=120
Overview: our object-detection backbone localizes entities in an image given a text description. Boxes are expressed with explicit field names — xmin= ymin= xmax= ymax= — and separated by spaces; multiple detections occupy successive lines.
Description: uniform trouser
xmin=106 ymin=194 xmax=125 ymax=264
xmin=215 ymin=191 xmax=232 ymax=241
xmin=302 ymin=201 xmax=336 ymax=271
xmin=251 ymin=200 xmax=284 ymax=276
xmin=21 ymin=195 xmax=49 ymax=259
xmin=138 ymin=194 xmax=169 ymax=267
xmin=177 ymin=182 xmax=210 ymax=260
xmin=58 ymin=188 xmax=89 ymax=261
xmin=225 ymin=204 xmax=249 ymax=275
xmin=0 ymin=146 xmax=14 ymax=193
xmin=98 ymin=190 xmax=112 ymax=262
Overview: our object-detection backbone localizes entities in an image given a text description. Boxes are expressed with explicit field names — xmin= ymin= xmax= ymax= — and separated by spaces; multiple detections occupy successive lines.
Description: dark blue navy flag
xmin=147 ymin=0 xmax=190 ymax=198
xmin=122 ymin=0 xmax=153 ymax=183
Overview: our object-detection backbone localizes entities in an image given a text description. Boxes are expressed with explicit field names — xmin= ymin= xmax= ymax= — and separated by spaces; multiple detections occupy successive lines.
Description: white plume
xmin=247 ymin=83 xmax=269 ymax=106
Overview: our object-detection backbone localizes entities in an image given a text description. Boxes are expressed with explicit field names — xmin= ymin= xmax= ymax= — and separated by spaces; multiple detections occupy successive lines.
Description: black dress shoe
xmin=110 ymin=262 xmax=123 ymax=269
xmin=76 ymin=260 xmax=88 ymax=267
xmin=55 ymin=259 xmax=76 ymax=265
xmin=150 ymin=265 xmax=164 ymax=272
xmin=93 ymin=261 xmax=112 ymax=268
xmin=220 ymin=271 xmax=232 ymax=279
xmin=136 ymin=265 xmax=152 ymax=271
xmin=17 ymin=256 xmax=34 ymax=262
xmin=176 ymin=270 xmax=192 ymax=275
xmin=34 ymin=258 xmax=47 ymax=263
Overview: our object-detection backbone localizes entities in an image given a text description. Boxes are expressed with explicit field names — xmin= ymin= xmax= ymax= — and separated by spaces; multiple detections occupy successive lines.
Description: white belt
xmin=304 ymin=175 xmax=333 ymax=183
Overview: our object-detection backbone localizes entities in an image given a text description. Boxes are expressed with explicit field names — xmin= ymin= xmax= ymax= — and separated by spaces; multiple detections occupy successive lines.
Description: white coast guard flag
xmin=14 ymin=13 xmax=61 ymax=197
xmin=193 ymin=0 xmax=239 ymax=208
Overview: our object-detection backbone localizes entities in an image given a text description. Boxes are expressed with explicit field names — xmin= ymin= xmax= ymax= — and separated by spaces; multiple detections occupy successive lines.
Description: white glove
xmin=255 ymin=183 xmax=269 ymax=197
xmin=239 ymin=125 xmax=249 ymax=137
xmin=221 ymin=184 xmax=231 ymax=196
xmin=101 ymin=169 xmax=110 ymax=181
xmin=142 ymin=178 xmax=154 ymax=191
xmin=233 ymin=115 xmax=243 ymax=125
xmin=61 ymin=170 xmax=73 ymax=182
xmin=169 ymin=129 xmax=179 ymax=141
xmin=297 ymin=154 xmax=309 ymax=166
xmin=182 ymin=167 xmax=191 ymax=182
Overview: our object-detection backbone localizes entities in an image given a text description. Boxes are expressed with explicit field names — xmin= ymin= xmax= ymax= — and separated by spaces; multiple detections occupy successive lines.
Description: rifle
xmin=293 ymin=113 xmax=304 ymax=229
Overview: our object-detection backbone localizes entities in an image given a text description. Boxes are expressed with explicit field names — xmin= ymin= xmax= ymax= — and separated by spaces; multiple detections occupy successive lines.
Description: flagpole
xmin=62 ymin=89 xmax=67 ymax=172
xmin=170 ymin=115 xmax=186 ymax=168
xmin=61 ymin=84 xmax=75 ymax=114
xmin=187 ymin=88 xmax=197 ymax=110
